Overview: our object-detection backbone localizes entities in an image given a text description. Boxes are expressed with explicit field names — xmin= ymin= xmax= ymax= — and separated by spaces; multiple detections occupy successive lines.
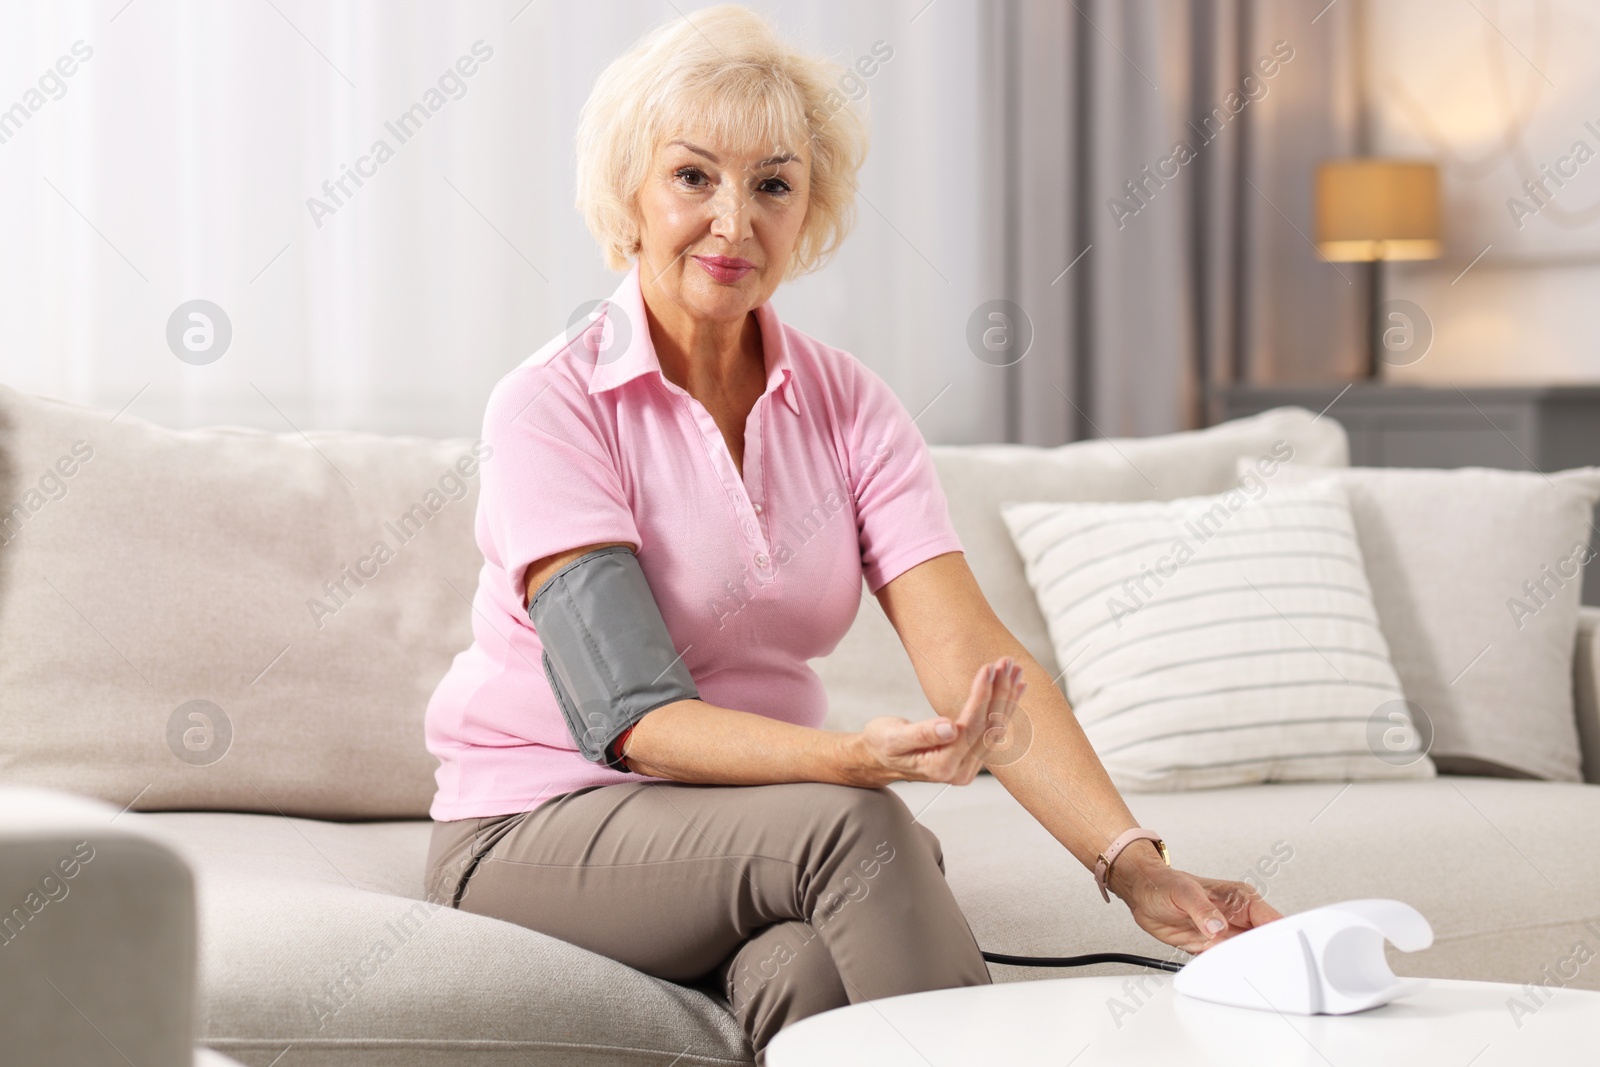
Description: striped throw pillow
xmin=1000 ymin=478 xmax=1435 ymax=792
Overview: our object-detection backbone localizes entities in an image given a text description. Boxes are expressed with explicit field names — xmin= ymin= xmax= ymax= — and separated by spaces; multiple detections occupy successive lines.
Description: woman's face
xmin=635 ymin=126 xmax=810 ymax=326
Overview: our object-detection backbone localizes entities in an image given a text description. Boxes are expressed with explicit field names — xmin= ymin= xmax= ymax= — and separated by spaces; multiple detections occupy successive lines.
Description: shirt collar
xmin=584 ymin=261 xmax=800 ymax=415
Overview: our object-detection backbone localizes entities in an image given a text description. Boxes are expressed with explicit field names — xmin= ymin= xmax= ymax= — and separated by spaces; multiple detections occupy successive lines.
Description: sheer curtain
xmin=0 ymin=0 xmax=1003 ymax=442
xmin=998 ymin=0 xmax=1363 ymax=443
xmin=1 ymin=0 xmax=1363 ymax=445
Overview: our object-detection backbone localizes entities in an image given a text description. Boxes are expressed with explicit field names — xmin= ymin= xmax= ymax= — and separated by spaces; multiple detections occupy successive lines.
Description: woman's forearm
xmin=997 ymin=651 xmax=1170 ymax=885
xmin=621 ymin=699 xmax=874 ymax=786
xmin=911 ymin=638 xmax=1166 ymax=885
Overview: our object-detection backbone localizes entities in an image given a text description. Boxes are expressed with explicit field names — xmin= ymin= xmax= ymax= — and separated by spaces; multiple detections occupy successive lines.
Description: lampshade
xmin=1315 ymin=160 xmax=1441 ymax=262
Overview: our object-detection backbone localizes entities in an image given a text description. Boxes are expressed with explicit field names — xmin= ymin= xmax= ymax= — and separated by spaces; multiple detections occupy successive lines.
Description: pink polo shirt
xmin=424 ymin=263 xmax=964 ymax=821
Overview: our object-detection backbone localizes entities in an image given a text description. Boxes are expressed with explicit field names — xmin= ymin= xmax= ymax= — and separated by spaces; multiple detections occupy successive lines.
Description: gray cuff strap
xmin=527 ymin=545 xmax=699 ymax=769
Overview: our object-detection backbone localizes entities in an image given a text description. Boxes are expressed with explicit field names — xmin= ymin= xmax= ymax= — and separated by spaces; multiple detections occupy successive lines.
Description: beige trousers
xmin=424 ymin=780 xmax=992 ymax=1063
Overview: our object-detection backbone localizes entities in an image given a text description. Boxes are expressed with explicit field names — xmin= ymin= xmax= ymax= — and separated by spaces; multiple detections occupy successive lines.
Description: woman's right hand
xmin=850 ymin=655 xmax=1026 ymax=788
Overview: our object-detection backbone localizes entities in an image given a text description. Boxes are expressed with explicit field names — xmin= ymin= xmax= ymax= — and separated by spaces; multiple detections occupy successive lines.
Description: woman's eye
xmin=674 ymin=166 xmax=788 ymax=195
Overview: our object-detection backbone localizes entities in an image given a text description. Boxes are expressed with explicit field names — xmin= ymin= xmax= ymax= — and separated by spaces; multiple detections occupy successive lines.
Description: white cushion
xmin=1578 ymin=607 xmax=1600 ymax=784
xmin=145 ymin=812 xmax=749 ymax=1066
xmin=900 ymin=774 xmax=1600 ymax=992
xmin=0 ymin=383 xmax=484 ymax=818
xmin=1261 ymin=463 xmax=1600 ymax=782
xmin=999 ymin=478 xmax=1434 ymax=791
xmin=818 ymin=407 xmax=1350 ymax=733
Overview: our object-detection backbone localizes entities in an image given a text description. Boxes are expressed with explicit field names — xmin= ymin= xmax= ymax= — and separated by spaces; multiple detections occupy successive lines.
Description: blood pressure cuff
xmin=527 ymin=545 xmax=699 ymax=769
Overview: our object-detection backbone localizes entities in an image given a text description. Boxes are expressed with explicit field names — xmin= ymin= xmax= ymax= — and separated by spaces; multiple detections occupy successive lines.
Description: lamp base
xmin=1366 ymin=259 xmax=1383 ymax=380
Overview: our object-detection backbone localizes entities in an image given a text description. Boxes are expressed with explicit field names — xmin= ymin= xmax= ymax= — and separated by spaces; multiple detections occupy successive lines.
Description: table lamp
xmin=1314 ymin=160 xmax=1441 ymax=378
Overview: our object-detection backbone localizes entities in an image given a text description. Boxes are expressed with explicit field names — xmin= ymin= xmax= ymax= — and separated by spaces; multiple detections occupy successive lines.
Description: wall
xmin=1371 ymin=0 xmax=1600 ymax=383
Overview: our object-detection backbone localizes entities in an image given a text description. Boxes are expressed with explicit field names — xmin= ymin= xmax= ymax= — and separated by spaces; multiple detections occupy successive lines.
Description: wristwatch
xmin=1094 ymin=827 xmax=1169 ymax=903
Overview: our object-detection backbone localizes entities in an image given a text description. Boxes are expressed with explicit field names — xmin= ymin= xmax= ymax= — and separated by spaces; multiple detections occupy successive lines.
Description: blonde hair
xmin=575 ymin=4 xmax=870 ymax=280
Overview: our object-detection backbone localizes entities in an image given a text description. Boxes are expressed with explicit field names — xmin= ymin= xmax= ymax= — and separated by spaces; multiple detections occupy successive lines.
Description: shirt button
xmin=755 ymin=553 xmax=770 ymax=566
xmin=753 ymin=503 xmax=763 ymax=514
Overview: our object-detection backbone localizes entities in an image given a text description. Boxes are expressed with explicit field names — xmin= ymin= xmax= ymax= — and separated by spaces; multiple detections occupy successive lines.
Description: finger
xmin=914 ymin=716 xmax=960 ymax=751
xmin=879 ymin=715 xmax=959 ymax=758
xmin=982 ymin=686 xmax=1022 ymax=744
xmin=950 ymin=690 xmax=1006 ymax=779
xmin=977 ymin=660 xmax=1017 ymax=742
xmin=955 ymin=661 xmax=997 ymax=737
xmin=1176 ymin=880 xmax=1231 ymax=944
xmin=1244 ymin=893 xmax=1285 ymax=926
xmin=953 ymin=659 xmax=1004 ymax=742
xmin=975 ymin=681 xmax=1025 ymax=766
xmin=960 ymin=664 xmax=1013 ymax=763
xmin=975 ymin=664 xmax=1023 ymax=758
xmin=1206 ymin=882 xmax=1249 ymax=919
xmin=987 ymin=659 xmax=1019 ymax=711
xmin=1207 ymin=880 xmax=1279 ymax=928
xmin=948 ymin=658 xmax=1017 ymax=773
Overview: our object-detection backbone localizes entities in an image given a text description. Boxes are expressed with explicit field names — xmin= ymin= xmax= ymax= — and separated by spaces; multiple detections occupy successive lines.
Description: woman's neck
xmin=643 ymin=294 xmax=765 ymax=399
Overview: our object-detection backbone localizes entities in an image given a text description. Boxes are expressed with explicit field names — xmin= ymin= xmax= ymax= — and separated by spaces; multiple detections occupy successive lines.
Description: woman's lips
xmin=693 ymin=255 xmax=756 ymax=284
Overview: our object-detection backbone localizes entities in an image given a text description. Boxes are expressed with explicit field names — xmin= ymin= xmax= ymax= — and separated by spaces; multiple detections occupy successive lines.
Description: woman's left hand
xmin=1110 ymin=854 xmax=1284 ymax=955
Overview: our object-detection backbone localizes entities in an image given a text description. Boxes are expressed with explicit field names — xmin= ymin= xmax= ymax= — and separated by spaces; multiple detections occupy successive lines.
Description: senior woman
xmin=424 ymin=4 xmax=1280 ymax=1061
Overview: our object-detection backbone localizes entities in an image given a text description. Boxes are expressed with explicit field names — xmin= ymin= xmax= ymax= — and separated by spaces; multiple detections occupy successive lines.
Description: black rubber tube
xmin=981 ymin=950 xmax=1185 ymax=973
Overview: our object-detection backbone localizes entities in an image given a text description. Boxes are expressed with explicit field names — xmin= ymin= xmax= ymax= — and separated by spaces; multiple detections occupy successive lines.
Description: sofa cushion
xmin=143 ymin=775 xmax=1600 ymax=1067
xmin=142 ymin=811 xmax=750 ymax=1067
xmin=0 ymin=383 xmax=482 ymax=819
xmin=998 ymin=480 xmax=1434 ymax=791
xmin=1267 ymin=463 xmax=1600 ymax=783
xmin=903 ymin=775 xmax=1600 ymax=992
xmin=819 ymin=407 xmax=1350 ymax=732
xmin=1577 ymin=607 xmax=1600 ymax=785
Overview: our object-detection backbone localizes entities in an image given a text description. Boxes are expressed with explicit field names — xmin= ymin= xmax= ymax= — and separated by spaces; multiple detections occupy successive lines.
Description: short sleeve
xmin=478 ymin=368 xmax=641 ymax=607
xmin=845 ymin=361 xmax=965 ymax=594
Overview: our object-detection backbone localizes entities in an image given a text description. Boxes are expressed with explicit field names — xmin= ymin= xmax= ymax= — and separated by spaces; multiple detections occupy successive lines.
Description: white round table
xmin=765 ymin=974 xmax=1600 ymax=1066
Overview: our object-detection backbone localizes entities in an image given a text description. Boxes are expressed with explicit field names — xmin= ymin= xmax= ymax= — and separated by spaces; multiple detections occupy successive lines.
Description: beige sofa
xmin=1 ymin=383 xmax=1597 ymax=1067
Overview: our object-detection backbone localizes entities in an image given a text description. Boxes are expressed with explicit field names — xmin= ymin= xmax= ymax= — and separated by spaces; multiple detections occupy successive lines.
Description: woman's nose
xmin=708 ymin=183 xmax=753 ymax=242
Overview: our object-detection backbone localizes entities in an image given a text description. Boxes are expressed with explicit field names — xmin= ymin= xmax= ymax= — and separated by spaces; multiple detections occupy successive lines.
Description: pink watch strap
xmin=1094 ymin=827 xmax=1168 ymax=903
